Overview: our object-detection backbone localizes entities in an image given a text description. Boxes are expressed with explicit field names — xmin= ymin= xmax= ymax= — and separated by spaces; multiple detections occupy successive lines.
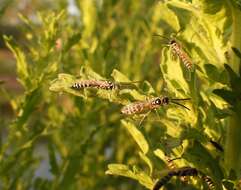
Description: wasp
xmin=165 ymin=156 xmax=177 ymax=170
xmin=121 ymin=96 xmax=190 ymax=115
xmin=202 ymin=175 xmax=215 ymax=190
xmin=153 ymin=167 xmax=215 ymax=190
xmin=71 ymin=80 xmax=140 ymax=91
xmin=121 ymin=96 xmax=190 ymax=125
xmin=152 ymin=167 xmax=198 ymax=190
xmin=164 ymin=156 xmax=188 ymax=182
xmin=154 ymin=34 xmax=193 ymax=70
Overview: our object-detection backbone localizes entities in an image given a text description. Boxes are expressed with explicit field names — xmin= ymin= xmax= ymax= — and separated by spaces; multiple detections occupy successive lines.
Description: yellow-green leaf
xmin=121 ymin=120 xmax=149 ymax=154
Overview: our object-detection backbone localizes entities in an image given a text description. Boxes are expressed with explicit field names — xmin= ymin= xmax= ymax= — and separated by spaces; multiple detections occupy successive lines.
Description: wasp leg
xmin=138 ymin=111 xmax=151 ymax=127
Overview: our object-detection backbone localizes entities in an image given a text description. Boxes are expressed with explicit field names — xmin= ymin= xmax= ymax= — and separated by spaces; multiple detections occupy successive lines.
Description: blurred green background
xmin=0 ymin=0 xmax=241 ymax=190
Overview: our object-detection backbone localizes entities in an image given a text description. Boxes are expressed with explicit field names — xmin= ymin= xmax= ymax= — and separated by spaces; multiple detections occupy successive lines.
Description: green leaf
xmin=224 ymin=64 xmax=241 ymax=93
xmin=13 ymin=89 xmax=42 ymax=130
xmin=63 ymin=32 xmax=82 ymax=52
xmin=106 ymin=164 xmax=154 ymax=189
xmin=111 ymin=69 xmax=146 ymax=101
xmin=210 ymin=101 xmax=231 ymax=119
xmin=48 ymin=143 xmax=59 ymax=176
xmin=121 ymin=120 xmax=149 ymax=154
xmin=4 ymin=35 xmax=30 ymax=88
xmin=59 ymin=126 xmax=100 ymax=189
xmin=213 ymin=89 xmax=237 ymax=105
xmin=180 ymin=127 xmax=206 ymax=143
xmin=49 ymin=73 xmax=87 ymax=97
xmin=153 ymin=149 xmax=165 ymax=160
xmin=111 ymin=69 xmax=132 ymax=82
xmin=49 ymin=73 xmax=76 ymax=92
xmin=80 ymin=0 xmax=97 ymax=38
xmin=231 ymin=0 xmax=241 ymax=10
xmin=80 ymin=65 xmax=105 ymax=80
xmin=204 ymin=64 xmax=226 ymax=83
xmin=183 ymin=141 xmax=224 ymax=181
xmin=153 ymin=2 xmax=180 ymax=32
xmin=138 ymin=151 xmax=153 ymax=175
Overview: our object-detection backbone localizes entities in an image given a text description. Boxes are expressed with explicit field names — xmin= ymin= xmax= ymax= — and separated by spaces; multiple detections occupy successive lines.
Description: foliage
xmin=0 ymin=0 xmax=241 ymax=190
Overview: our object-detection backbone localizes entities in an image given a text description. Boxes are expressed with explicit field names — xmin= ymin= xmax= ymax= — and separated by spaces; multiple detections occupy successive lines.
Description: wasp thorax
xmin=162 ymin=97 xmax=169 ymax=105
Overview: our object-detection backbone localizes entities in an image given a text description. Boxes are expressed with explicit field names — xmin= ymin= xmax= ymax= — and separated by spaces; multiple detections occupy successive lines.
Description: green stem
xmin=225 ymin=5 xmax=241 ymax=176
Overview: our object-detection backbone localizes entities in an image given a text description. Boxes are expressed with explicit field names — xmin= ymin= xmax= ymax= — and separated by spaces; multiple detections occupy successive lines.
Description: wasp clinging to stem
xmin=154 ymin=34 xmax=193 ymax=71
xmin=121 ymin=96 xmax=190 ymax=125
xmin=152 ymin=167 xmax=198 ymax=190
xmin=121 ymin=96 xmax=190 ymax=115
xmin=152 ymin=167 xmax=215 ymax=190
xmin=71 ymin=79 xmax=141 ymax=91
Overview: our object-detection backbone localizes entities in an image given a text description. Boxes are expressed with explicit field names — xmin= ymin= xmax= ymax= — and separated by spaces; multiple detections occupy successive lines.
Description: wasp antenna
xmin=171 ymin=101 xmax=190 ymax=111
xmin=153 ymin=33 xmax=170 ymax=40
xmin=130 ymin=80 xmax=143 ymax=83
xmin=119 ymin=80 xmax=143 ymax=84
xmin=171 ymin=98 xmax=191 ymax=101
xmin=169 ymin=157 xmax=182 ymax=162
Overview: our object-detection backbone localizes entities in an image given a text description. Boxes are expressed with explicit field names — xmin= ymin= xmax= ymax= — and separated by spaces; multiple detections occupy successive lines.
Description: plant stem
xmin=225 ymin=5 xmax=241 ymax=176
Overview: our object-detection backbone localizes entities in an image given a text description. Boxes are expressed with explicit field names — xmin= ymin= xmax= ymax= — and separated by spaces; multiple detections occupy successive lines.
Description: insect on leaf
xmin=121 ymin=120 xmax=149 ymax=154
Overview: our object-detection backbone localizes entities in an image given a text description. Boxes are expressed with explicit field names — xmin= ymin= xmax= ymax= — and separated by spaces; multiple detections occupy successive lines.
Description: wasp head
xmin=170 ymin=39 xmax=176 ymax=45
xmin=154 ymin=98 xmax=162 ymax=105
xmin=107 ymin=81 xmax=115 ymax=90
xmin=162 ymin=97 xmax=169 ymax=105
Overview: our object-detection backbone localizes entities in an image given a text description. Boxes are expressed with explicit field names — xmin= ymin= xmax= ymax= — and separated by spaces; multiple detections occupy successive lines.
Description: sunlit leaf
xmin=138 ymin=151 xmax=153 ymax=175
xmin=121 ymin=120 xmax=149 ymax=154
xmin=106 ymin=164 xmax=154 ymax=189
xmin=4 ymin=35 xmax=30 ymax=88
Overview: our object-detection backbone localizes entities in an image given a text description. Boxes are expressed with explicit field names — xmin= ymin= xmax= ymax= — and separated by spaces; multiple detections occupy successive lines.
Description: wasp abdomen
xmin=202 ymin=175 xmax=215 ymax=190
xmin=171 ymin=41 xmax=193 ymax=70
xmin=121 ymin=103 xmax=146 ymax=115
xmin=71 ymin=81 xmax=93 ymax=89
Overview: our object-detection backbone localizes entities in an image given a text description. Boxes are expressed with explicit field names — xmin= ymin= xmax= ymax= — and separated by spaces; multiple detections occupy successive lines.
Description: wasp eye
xmin=170 ymin=40 xmax=176 ymax=44
xmin=155 ymin=98 xmax=162 ymax=105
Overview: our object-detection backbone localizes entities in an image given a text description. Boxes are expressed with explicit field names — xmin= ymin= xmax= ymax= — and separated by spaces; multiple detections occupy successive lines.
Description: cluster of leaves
xmin=1 ymin=0 xmax=241 ymax=190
